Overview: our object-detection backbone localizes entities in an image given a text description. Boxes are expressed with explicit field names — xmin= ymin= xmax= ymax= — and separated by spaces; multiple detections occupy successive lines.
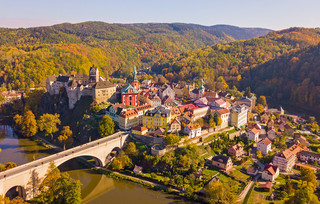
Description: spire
xmin=199 ymin=78 xmax=204 ymax=90
xmin=133 ymin=66 xmax=137 ymax=82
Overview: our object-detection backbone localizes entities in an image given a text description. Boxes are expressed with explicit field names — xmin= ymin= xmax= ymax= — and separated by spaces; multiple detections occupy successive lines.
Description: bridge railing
xmin=0 ymin=131 xmax=128 ymax=180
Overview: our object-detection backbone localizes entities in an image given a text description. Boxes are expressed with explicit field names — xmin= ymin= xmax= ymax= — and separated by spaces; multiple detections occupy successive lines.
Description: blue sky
xmin=0 ymin=0 xmax=319 ymax=30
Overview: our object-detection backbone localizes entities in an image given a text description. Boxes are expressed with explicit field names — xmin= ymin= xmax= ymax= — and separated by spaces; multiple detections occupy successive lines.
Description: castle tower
xmin=199 ymin=78 xmax=205 ymax=99
xmin=89 ymin=65 xmax=99 ymax=83
xmin=131 ymin=66 xmax=139 ymax=90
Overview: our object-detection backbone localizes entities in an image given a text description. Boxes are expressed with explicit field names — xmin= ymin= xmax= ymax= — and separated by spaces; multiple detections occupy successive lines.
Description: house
xmin=159 ymin=84 xmax=175 ymax=100
xmin=133 ymin=165 xmax=143 ymax=174
xmin=299 ymin=150 xmax=320 ymax=163
xmin=211 ymin=98 xmax=227 ymax=108
xmin=230 ymin=105 xmax=249 ymax=128
xmin=268 ymin=127 xmax=276 ymax=140
xmin=169 ymin=118 xmax=181 ymax=133
xmin=121 ymin=84 xmax=139 ymax=107
xmin=234 ymin=97 xmax=254 ymax=112
xmin=247 ymin=166 xmax=258 ymax=176
xmin=273 ymin=143 xmax=308 ymax=172
xmin=146 ymin=95 xmax=162 ymax=107
xmin=118 ymin=109 xmax=139 ymax=130
xmin=247 ymin=122 xmax=262 ymax=131
xmin=247 ymin=128 xmax=260 ymax=142
xmin=182 ymin=104 xmax=209 ymax=120
xmin=194 ymin=97 xmax=208 ymax=107
xmin=143 ymin=106 xmax=171 ymax=130
xmin=105 ymin=104 xmax=126 ymax=124
xmin=135 ymin=104 xmax=154 ymax=125
xmin=257 ymin=138 xmax=272 ymax=155
xmin=261 ymin=163 xmax=279 ymax=182
xmin=294 ymin=135 xmax=310 ymax=147
xmin=190 ymin=79 xmax=205 ymax=100
xmin=284 ymin=124 xmax=294 ymax=136
xmin=141 ymin=79 xmax=152 ymax=86
xmin=228 ymin=143 xmax=244 ymax=158
xmin=211 ymin=154 xmax=233 ymax=171
xmin=184 ymin=123 xmax=201 ymax=139
xmin=259 ymin=182 xmax=272 ymax=192
xmin=260 ymin=112 xmax=269 ymax=124
xmin=132 ymin=125 xmax=148 ymax=135
xmin=267 ymin=119 xmax=275 ymax=129
xmin=214 ymin=108 xmax=230 ymax=129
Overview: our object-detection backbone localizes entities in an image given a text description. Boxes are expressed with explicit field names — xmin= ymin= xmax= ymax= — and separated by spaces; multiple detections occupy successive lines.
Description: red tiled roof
xmin=136 ymin=104 xmax=153 ymax=112
xmin=132 ymin=125 xmax=148 ymax=132
xmin=216 ymin=108 xmax=230 ymax=115
xmin=182 ymin=104 xmax=200 ymax=110
xmin=259 ymin=182 xmax=272 ymax=189
xmin=119 ymin=109 xmax=138 ymax=118
xmin=251 ymin=128 xmax=260 ymax=135
xmin=261 ymin=138 xmax=272 ymax=145
xmin=263 ymin=163 xmax=278 ymax=175
xmin=214 ymin=98 xmax=226 ymax=106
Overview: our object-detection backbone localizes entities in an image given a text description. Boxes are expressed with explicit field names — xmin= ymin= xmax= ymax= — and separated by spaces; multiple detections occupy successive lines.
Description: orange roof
xmin=277 ymin=143 xmax=307 ymax=159
xmin=214 ymin=98 xmax=226 ymax=106
xmin=119 ymin=109 xmax=138 ymax=118
xmin=261 ymin=138 xmax=272 ymax=145
xmin=263 ymin=163 xmax=278 ymax=175
xmin=186 ymin=123 xmax=201 ymax=130
xmin=251 ymin=128 xmax=260 ymax=135
xmin=133 ymin=125 xmax=148 ymax=132
xmin=216 ymin=108 xmax=230 ymax=115
xmin=170 ymin=107 xmax=182 ymax=115
xmin=136 ymin=104 xmax=154 ymax=112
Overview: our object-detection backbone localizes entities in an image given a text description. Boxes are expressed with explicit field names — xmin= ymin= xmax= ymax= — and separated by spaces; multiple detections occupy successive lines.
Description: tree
xmin=38 ymin=113 xmax=61 ymax=140
xmin=255 ymin=104 xmax=265 ymax=114
xmin=165 ymin=134 xmax=180 ymax=146
xmin=5 ymin=162 xmax=17 ymax=170
xmin=27 ymin=170 xmax=41 ymax=198
xmin=285 ymin=182 xmax=320 ymax=204
xmin=14 ymin=110 xmax=38 ymax=137
xmin=111 ymin=158 xmax=124 ymax=171
xmin=98 ymin=115 xmax=115 ymax=137
xmin=301 ymin=167 xmax=318 ymax=190
xmin=214 ymin=114 xmax=222 ymax=126
xmin=58 ymin=126 xmax=73 ymax=150
xmin=206 ymin=180 xmax=236 ymax=204
xmin=257 ymin=95 xmax=267 ymax=106
xmin=256 ymin=150 xmax=262 ymax=159
xmin=125 ymin=142 xmax=137 ymax=156
xmin=244 ymin=87 xmax=252 ymax=98
xmin=25 ymin=89 xmax=45 ymax=113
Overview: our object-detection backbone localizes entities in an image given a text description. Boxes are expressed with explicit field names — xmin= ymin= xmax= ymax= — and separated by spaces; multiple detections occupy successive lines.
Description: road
xmin=237 ymin=173 xmax=260 ymax=202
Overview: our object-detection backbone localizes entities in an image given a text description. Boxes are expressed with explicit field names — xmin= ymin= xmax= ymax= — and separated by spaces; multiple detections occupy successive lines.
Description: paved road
xmin=237 ymin=173 xmax=260 ymax=202
xmin=0 ymin=131 xmax=127 ymax=179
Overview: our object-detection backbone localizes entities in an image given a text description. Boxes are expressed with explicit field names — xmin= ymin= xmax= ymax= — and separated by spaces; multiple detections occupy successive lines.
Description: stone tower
xmin=131 ymin=66 xmax=139 ymax=90
xmin=89 ymin=65 xmax=99 ymax=83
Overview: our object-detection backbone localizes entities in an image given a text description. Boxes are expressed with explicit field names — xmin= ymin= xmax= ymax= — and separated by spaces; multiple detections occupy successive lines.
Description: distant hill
xmin=152 ymin=27 xmax=320 ymax=111
xmin=0 ymin=21 xmax=270 ymax=90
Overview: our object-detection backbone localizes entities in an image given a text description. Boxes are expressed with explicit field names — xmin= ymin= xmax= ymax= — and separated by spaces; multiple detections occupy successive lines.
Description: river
xmin=0 ymin=125 xmax=183 ymax=204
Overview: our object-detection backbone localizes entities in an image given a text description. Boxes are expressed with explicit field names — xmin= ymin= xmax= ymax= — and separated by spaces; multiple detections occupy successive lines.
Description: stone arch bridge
xmin=0 ymin=131 xmax=129 ymax=200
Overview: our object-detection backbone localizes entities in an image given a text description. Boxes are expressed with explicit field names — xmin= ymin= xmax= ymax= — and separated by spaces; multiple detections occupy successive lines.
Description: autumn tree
xmin=215 ymin=76 xmax=228 ymax=91
xmin=206 ymin=180 xmax=236 ymax=204
xmin=58 ymin=126 xmax=73 ymax=150
xmin=255 ymin=104 xmax=265 ymax=114
xmin=165 ymin=134 xmax=180 ymax=146
xmin=98 ymin=115 xmax=115 ymax=138
xmin=38 ymin=113 xmax=61 ymax=140
xmin=25 ymin=89 xmax=45 ymax=113
xmin=214 ymin=114 xmax=222 ymax=126
xmin=257 ymin=95 xmax=267 ymax=106
xmin=5 ymin=162 xmax=17 ymax=170
xmin=244 ymin=87 xmax=252 ymax=98
xmin=27 ymin=170 xmax=41 ymax=198
xmin=14 ymin=110 xmax=38 ymax=137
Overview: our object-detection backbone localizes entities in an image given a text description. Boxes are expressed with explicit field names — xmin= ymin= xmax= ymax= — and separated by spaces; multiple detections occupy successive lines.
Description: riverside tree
xmin=14 ymin=110 xmax=38 ymax=137
xmin=98 ymin=115 xmax=115 ymax=137
xmin=38 ymin=113 xmax=61 ymax=140
xmin=58 ymin=126 xmax=73 ymax=150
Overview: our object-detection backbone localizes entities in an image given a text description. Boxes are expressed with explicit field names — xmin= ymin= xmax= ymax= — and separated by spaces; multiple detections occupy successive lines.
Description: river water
xmin=0 ymin=125 xmax=182 ymax=204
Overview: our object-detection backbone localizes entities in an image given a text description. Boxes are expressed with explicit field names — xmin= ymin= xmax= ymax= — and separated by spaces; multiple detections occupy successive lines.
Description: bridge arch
xmin=56 ymin=154 xmax=104 ymax=168
xmin=5 ymin=185 xmax=26 ymax=200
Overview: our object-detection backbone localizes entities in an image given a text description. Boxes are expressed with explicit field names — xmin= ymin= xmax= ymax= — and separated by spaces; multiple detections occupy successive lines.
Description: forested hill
xmin=245 ymin=42 xmax=320 ymax=111
xmin=152 ymin=27 xmax=320 ymax=111
xmin=0 ymin=21 xmax=270 ymax=90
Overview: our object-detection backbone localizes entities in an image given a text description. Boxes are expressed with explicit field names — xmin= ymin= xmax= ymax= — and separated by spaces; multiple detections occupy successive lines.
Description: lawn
xmin=234 ymin=158 xmax=254 ymax=170
xmin=203 ymin=134 xmax=218 ymax=143
xmin=231 ymin=169 xmax=250 ymax=183
xmin=247 ymin=186 xmax=284 ymax=204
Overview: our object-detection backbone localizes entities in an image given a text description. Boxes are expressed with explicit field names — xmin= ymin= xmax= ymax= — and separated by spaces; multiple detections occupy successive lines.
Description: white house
xmin=247 ymin=128 xmax=260 ymax=142
xmin=261 ymin=163 xmax=279 ymax=182
xmin=184 ymin=123 xmax=201 ymax=139
xmin=257 ymin=138 xmax=272 ymax=155
xmin=214 ymin=108 xmax=230 ymax=129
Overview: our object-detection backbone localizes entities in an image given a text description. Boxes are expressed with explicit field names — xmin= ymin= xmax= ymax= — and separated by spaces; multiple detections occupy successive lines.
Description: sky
xmin=0 ymin=0 xmax=320 ymax=30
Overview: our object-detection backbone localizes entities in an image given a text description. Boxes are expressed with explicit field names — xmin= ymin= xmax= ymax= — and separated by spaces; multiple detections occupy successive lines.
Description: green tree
xmin=98 ymin=115 xmax=115 ymax=137
xmin=165 ymin=134 xmax=180 ymax=146
xmin=256 ymin=150 xmax=262 ymax=159
xmin=58 ymin=126 xmax=73 ymax=150
xmin=244 ymin=87 xmax=252 ymax=98
xmin=285 ymin=182 xmax=320 ymax=204
xmin=125 ymin=142 xmax=137 ymax=156
xmin=301 ymin=167 xmax=318 ymax=190
xmin=255 ymin=104 xmax=265 ymax=114
xmin=257 ymin=95 xmax=267 ymax=106
xmin=14 ymin=110 xmax=38 ymax=137
xmin=214 ymin=114 xmax=222 ymax=126
xmin=206 ymin=180 xmax=236 ymax=204
xmin=25 ymin=89 xmax=45 ymax=113
xmin=38 ymin=113 xmax=61 ymax=140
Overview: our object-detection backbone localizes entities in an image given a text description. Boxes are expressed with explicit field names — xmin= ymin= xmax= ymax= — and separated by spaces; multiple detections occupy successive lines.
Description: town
xmin=18 ymin=65 xmax=316 ymax=203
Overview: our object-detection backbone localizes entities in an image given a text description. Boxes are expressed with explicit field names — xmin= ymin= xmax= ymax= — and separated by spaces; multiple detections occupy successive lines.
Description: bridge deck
xmin=0 ymin=131 xmax=127 ymax=180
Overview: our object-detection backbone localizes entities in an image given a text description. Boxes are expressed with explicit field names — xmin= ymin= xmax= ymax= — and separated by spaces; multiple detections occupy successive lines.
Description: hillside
xmin=0 ymin=21 xmax=270 ymax=90
xmin=245 ymin=42 xmax=320 ymax=111
xmin=152 ymin=27 xmax=320 ymax=111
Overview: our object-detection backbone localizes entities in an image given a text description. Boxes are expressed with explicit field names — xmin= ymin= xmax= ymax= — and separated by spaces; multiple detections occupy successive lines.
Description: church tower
xmin=131 ymin=66 xmax=139 ymax=90
xmin=198 ymin=78 xmax=205 ymax=99
xmin=89 ymin=65 xmax=99 ymax=83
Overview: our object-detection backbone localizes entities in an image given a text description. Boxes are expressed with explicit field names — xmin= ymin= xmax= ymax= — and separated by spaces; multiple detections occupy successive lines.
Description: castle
xmin=46 ymin=66 xmax=116 ymax=109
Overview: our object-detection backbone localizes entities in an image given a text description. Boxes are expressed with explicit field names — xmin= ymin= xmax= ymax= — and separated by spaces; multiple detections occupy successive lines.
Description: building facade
xmin=230 ymin=105 xmax=248 ymax=128
xmin=143 ymin=106 xmax=171 ymax=130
